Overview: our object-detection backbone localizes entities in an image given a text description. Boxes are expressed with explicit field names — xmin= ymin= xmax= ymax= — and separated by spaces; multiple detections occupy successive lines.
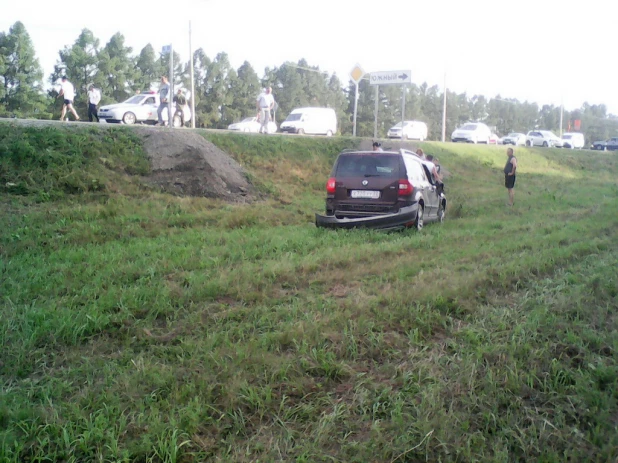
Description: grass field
xmin=1 ymin=125 xmax=617 ymax=462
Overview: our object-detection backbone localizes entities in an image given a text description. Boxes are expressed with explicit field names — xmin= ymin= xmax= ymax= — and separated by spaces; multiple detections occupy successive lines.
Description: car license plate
xmin=351 ymin=190 xmax=380 ymax=199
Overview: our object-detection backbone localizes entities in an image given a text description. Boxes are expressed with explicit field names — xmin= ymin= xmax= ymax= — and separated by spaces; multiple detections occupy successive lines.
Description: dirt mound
xmin=139 ymin=128 xmax=256 ymax=202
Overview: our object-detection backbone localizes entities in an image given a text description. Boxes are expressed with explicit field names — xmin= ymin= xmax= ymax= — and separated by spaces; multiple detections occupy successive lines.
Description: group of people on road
xmin=57 ymin=76 xmax=101 ymax=123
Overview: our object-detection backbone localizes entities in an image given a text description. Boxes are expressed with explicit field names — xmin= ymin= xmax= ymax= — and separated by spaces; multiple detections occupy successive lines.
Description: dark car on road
xmin=315 ymin=149 xmax=446 ymax=230
xmin=592 ymin=137 xmax=618 ymax=151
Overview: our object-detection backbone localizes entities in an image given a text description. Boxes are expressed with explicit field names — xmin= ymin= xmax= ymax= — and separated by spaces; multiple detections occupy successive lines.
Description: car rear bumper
xmin=315 ymin=204 xmax=419 ymax=230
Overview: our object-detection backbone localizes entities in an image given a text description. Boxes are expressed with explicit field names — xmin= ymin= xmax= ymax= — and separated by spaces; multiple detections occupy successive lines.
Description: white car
xmin=561 ymin=132 xmax=585 ymax=149
xmin=227 ymin=117 xmax=277 ymax=134
xmin=451 ymin=122 xmax=491 ymax=144
xmin=502 ymin=132 xmax=527 ymax=146
xmin=387 ymin=120 xmax=428 ymax=140
xmin=98 ymin=92 xmax=191 ymax=127
xmin=526 ymin=130 xmax=563 ymax=148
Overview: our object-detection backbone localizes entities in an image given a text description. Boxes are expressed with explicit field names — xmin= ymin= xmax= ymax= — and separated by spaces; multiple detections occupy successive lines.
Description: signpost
xmin=370 ymin=70 xmax=411 ymax=140
xmin=349 ymin=64 xmax=365 ymax=137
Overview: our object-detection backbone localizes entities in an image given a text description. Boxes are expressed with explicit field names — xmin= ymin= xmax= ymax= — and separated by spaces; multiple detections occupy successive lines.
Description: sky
xmin=2 ymin=0 xmax=615 ymax=114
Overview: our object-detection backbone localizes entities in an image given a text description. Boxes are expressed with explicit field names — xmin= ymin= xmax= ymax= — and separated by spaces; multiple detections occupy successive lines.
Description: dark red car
xmin=315 ymin=149 xmax=446 ymax=230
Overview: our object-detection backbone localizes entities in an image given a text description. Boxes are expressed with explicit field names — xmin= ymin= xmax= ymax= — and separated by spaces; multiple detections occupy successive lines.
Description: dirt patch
xmin=139 ymin=128 xmax=257 ymax=202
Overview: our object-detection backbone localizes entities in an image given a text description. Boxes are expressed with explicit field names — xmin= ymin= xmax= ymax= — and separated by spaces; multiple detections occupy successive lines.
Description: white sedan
xmin=98 ymin=92 xmax=191 ymax=127
xmin=228 ymin=117 xmax=277 ymax=134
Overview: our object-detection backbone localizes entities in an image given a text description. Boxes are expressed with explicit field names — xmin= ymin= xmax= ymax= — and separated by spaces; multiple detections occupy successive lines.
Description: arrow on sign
xmin=398 ymin=73 xmax=408 ymax=80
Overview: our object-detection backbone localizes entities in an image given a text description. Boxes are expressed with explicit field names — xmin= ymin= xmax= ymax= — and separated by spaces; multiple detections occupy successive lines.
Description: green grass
xmin=1 ymin=127 xmax=617 ymax=462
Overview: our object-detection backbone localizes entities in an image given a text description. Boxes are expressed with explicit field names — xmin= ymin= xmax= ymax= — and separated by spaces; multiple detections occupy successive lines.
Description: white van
xmin=280 ymin=107 xmax=337 ymax=136
xmin=561 ymin=132 xmax=585 ymax=149
xmin=387 ymin=120 xmax=428 ymax=140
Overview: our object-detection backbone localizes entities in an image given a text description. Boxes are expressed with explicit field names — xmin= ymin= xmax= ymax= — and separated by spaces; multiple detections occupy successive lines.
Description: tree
xmin=97 ymin=33 xmax=137 ymax=103
xmin=134 ymin=44 xmax=161 ymax=92
xmin=50 ymin=29 xmax=100 ymax=114
xmin=0 ymin=21 xmax=49 ymax=117
xmin=228 ymin=60 xmax=261 ymax=122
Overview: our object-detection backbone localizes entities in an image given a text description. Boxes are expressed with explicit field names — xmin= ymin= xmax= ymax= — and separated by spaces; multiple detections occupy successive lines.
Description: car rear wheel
xmin=297 ymin=128 xmax=305 ymax=135
xmin=326 ymin=130 xmax=333 ymax=137
xmin=415 ymin=206 xmax=424 ymax=231
xmin=122 ymin=112 xmax=136 ymax=124
xmin=542 ymin=141 xmax=548 ymax=147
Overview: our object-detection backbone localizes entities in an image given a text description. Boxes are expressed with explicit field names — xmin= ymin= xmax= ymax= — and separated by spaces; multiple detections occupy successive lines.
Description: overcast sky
xmin=2 ymin=0 xmax=614 ymax=114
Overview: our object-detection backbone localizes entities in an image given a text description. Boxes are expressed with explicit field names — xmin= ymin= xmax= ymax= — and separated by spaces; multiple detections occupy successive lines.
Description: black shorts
xmin=64 ymin=99 xmax=73 ymax=105
xmin=505 ymin=174 xmax=516 ymax=189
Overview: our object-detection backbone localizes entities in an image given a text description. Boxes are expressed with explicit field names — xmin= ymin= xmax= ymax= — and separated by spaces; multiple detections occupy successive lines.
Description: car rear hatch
xmin=330 ymin=153 xmax=402 ymax=218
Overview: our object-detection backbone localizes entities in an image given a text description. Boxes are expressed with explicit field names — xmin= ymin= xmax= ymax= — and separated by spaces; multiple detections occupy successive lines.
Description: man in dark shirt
xmin=504 ymin=147 xmax=517 ymax=206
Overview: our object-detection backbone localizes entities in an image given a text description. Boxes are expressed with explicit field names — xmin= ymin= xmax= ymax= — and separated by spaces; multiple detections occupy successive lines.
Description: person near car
xmin=372 ymin=141 xmax=383 ymax=152
xmin=87 ymin=85 xmax=101 ymax=123
xmin=504 ymin=147 xmax=517 ymax=206
xmin=426 ymin=154 xmax=444 ymax=194
xmin=256 ymin=87 xmax=275 ymax=134
xmin=58 ymin=76 xmax=80 ymax=121
xmin=157 ymin=76 xmax=170 ymax=126
xmin=173 ymin=89 xmax=187 ymax=127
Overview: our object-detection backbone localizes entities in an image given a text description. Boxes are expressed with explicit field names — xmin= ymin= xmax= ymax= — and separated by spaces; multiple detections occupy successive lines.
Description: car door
xmin=138 ymin=96 xmax=156 ymax=121
xmin=404 ymin=155 xmax=436 ymax=216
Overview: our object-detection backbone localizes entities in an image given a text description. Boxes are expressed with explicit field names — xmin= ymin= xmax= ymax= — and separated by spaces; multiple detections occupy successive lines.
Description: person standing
xmin=157 ymin=76 xmax=170 ymax=126
xmin=173 ymin=89 xmax=187 ymax=127
xmin=504 ymin=147 xmax=517 ymax=206
xmin=58 ymin=76 xmax=80 ymax=121
xmin=87 ymin=85 xmax=101 ymax=122
xmin=256 ymin=86 xmax=275 ymax=134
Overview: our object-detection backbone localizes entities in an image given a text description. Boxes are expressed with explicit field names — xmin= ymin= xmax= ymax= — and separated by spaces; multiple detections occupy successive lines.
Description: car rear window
xmin=335 ymin=154 xmax=400 ymax=178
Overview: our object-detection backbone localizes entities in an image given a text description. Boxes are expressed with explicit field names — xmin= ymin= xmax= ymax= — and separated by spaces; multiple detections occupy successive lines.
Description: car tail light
xmin=398 ymin=179 xmax=413 ymax=196
xmin=326 ymin=177 xmax=336 ymax=194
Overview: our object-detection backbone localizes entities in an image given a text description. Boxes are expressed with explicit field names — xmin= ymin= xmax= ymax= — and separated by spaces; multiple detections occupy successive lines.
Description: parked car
xmin=98 ymin=91 xmax=191 ymax=127
xmin=526 ymin=130 xmax=563 ymax=147
xmin=279 ymin=107 xmax=337 ymax=136
xmin=315 ymin=148 xmax=446 ymax=231
xmin=451 ymin=122 xmax=491 ymax=144
xmin=387 ymin=120 xmax=428 ymax=140
xmin=592 ymin=137 xmax=618 ymax=150
xmin=227 ymin=117 xmax=277 ymax=134
xmin=561 ymin=132 xmax=585 ymax=149
xmin=502 ymin=132 xmax=527 ymax=146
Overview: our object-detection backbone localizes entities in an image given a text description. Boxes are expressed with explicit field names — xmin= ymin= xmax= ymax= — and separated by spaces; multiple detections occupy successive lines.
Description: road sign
xmin=162 ymin=45 xmax=172 ymax=54
xmin=369 ymin=70 xmax=411 ymax=86
xmin=349 ymin=64 xmax=365 ymax=84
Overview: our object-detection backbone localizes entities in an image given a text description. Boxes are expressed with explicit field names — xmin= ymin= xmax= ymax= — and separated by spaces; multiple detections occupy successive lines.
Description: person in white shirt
xmin=58 ymin=76 xmax=80 ymax=121
xmin=255 ymin=87 xmax=275 ymax=134
xmin=87 ymin=85 xmax=101 ymax=122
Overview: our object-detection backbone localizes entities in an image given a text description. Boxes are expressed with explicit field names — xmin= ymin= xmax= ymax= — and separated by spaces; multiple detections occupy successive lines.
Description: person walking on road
xmin=256 ymin=86 xmax=275 ymax=134
xmin=504 ymin=147 xmax=517 ymax=206
xmin=87 ymin=85 xmax=101 ymax=122
xmin=157 ymin=76 xmax=170 ymax=126
xmin=58 ymin=76 xmax=80 ymax=121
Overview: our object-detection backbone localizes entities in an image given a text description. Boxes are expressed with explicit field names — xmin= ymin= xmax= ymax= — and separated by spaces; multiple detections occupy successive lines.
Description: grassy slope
xmin=1 ymin=127 xmax=617 ymax=462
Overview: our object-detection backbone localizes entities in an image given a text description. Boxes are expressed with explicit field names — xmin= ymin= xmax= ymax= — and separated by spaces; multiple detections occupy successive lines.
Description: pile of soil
xmin=139 ymin=128 xmax=257 ymax=202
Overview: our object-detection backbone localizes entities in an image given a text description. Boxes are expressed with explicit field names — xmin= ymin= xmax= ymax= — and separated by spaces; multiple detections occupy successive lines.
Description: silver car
xmin=502 ymin=132 xmax=526 ymax=146
xmin=526 ymin=130 xmax=563 ymax=148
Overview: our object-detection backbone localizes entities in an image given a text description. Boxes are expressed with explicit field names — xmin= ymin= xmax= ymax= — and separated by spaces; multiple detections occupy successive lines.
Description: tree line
xmin=1 ymin=21 xmax=617 ymax=143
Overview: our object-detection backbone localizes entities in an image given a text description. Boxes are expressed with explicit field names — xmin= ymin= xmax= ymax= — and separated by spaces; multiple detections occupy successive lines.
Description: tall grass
xmin=1 ymin=128 xmax=617 ymax=462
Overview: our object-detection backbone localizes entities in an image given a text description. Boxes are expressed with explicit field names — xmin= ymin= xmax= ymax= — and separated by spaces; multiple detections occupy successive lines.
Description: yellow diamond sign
xmin=349 ymin=64 xmax=365 ymax=84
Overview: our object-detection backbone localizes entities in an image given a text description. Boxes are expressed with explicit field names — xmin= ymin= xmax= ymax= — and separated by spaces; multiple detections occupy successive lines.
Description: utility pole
xmin=441 ymin=72 xmax=447 ymax=143
xmin=168 ymin=43 xmax=174 ymax=128
xmin=559 ymin=98 xmax=564 ymax=137
xmin=353 ymin=82 xmax=359 ymax=137
xmin=189 ymin=21 xmax=195 ymax=129
xmin=374 ymin=85 xmax=379 ymax=139
xmin=401 ymin=84 xmax=406 ymax=135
